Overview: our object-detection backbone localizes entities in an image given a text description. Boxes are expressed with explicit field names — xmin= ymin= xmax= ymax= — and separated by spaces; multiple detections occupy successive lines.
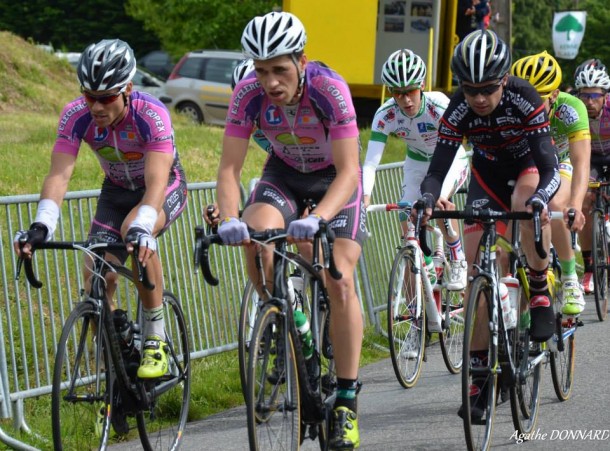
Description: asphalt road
xmin=114 ymin=295 xmax=610 ymax=450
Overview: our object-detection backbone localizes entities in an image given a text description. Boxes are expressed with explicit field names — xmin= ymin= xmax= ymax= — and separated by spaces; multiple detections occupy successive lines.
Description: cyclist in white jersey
xmin=512 ymin=51 xmax=589 ymax=315
xmin=572 ymin=58 xmax=610 ymax=294
xmin=363 ymin=49 xmax=470 ymax=290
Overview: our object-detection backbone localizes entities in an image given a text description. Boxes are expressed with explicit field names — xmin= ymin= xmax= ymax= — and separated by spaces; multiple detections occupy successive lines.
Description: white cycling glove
xmin=218 ymin=217 xmax=249 ymax=244
xmin=287 ymin=214 xmax=323 ymax=240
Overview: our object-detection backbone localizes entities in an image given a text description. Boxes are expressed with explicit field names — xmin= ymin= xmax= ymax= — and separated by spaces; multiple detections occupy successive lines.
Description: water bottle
xmin=424 ymin=255 xmax=437 ymax=286
xmin=499 ymin=282 xmax=517 ymax=330
xmin=293 ymin=310 xmax=314 ymax=359
xmin=432 ymin=254 xmax=444 ymax=290
xmin=113 ymin=309 xmax=134 ymax=350
xmin=288 ymin=272 xmax=304 ymax=311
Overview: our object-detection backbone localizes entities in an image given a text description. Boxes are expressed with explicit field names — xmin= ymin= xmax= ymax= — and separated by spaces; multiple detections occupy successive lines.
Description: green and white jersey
xmin=548 ymin=92 xmax=590 ymax=162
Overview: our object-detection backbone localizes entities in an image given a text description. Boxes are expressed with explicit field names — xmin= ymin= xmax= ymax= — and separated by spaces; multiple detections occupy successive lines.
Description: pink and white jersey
xmin=53 ymin=91 xmax=178 ymax=190
xmin=226 ymin=61 xmax=359 ymax=173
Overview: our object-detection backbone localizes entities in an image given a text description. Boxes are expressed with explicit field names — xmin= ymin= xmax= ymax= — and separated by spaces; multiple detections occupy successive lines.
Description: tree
xmin=125 ymin=0 xmax=279 ymax=59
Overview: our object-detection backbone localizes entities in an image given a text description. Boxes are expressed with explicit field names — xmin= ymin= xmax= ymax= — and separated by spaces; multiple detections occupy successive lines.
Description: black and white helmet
xmin=77 ymin=39 xmax=136 ymax=91
xmin=381 ymin=49 xmax=427 ymax=89
xmin=451 ymin=30 xmax=511 ymax=83
xmin=231 ymin=58 xmax=255 ymax=89
xmin=574 ymin=58 xmax=610 ymax=90
xmin=241 ymin=12 xmax=307 ymax=60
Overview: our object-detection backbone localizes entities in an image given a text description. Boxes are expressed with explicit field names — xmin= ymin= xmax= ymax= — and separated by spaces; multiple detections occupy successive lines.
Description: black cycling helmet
xmin=451 ymin=29 xmax=511 ymax=84
xmin=77 ymin=39 xmax=137 ymax=91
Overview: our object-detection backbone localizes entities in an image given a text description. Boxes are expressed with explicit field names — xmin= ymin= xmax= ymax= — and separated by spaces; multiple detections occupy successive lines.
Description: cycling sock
xmin=335 ymin=378 xmax=358 ymax=412
xmin=142 ymin=305 xmax=165 ymax=338
xmin=446 ymin=238 xmax=466 ymax=261
xmin=528 ymin=267 xmax=549 ymax=294
xmin=582 ymin=251 xmax=593 ymax=272
xmin=559 ymin=258 xmax=576 ymax=279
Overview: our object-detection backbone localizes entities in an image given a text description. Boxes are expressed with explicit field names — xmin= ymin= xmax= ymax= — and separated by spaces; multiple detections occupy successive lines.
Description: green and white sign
xmin=552 ymin=11 xmax=587 ymax=60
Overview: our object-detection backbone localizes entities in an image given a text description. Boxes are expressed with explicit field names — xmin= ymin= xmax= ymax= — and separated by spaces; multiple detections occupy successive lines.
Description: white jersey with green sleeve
xmin=363 ymin=91 xmax=469 ymax=203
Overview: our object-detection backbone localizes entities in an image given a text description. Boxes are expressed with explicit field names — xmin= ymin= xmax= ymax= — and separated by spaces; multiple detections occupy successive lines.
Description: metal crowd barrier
xmin=0 ymin=163 xmax=441 ymax=448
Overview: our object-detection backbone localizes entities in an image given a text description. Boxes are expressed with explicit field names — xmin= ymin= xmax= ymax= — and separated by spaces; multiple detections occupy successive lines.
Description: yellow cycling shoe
xmin=137 ymin=335 xmax=169 ymax=379
xmin=329 ymin=406 xmax=360 ymax=449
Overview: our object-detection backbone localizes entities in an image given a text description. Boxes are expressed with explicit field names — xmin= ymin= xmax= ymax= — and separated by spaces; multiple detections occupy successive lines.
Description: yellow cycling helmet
xmin=511 ymin=51 xmax=562 ymax=97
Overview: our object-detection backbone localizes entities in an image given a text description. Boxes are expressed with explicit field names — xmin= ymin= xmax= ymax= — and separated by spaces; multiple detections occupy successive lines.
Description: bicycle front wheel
xmin=246 ymin=303 xmax=300 ymax=450
xmin=439 ymin=285 xmax=465 ymax=374
xmin=592 ymin=209 xmax=609 ymax=321
xmin=550 ymin=315 xmax=576 ymax=401
xmin=462 ymin=276 xmax=497 ymax=451
xmin=239 ymin=281 xmax=260 ymax=401
xmin=137 ymin=291 xmax=191 ymax=451
xmin=387 ymin=247 xmax=426 ymax=389
xmin=52 ymin=301 xmax=113 ymax=450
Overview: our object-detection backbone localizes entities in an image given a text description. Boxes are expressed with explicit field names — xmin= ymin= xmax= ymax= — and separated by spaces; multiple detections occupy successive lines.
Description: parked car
xmin=163 ymin=49 xmax=244 ymax=125
xmin=139 ymin=50 xmax=174 ymax=80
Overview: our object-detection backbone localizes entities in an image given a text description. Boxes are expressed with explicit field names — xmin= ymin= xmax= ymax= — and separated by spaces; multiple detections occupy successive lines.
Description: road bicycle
xmin=16 ymin=237 xmax=191 ymax=451
xmin=195 ymin=222 xmax=339 ymax=450
xmin=417 ymin=204 xmax=567 ymax=451
xmin=588 ymin=178 xmax=610 ymax=321
xmin=367 ymin=202 xmax=465 ymax=388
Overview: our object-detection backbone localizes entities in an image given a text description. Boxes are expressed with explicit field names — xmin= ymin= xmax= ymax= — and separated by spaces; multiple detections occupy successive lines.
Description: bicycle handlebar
xmin=15 ymin=239 xmax=155 ymax=290
xmin=194 ymin=220 xmax=342 ymax=286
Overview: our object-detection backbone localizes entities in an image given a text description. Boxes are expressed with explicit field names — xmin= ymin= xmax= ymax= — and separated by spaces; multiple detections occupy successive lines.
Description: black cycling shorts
xmin=245 ymin=155 xmax=368 ymax=247
xmin=89 ymin=164 xmax=187 ymax=262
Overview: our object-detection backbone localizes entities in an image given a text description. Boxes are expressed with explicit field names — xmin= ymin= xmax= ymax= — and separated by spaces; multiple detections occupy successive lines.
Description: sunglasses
xmin=461 ymin=80 xmax=503 ymax=97
xmin=81 ymin=86 xmax=126 ymax=105
xmin=388 ymin=87 xmax=420 ymax=97
xmin=577 ymin=92 xmax=605 ymax=101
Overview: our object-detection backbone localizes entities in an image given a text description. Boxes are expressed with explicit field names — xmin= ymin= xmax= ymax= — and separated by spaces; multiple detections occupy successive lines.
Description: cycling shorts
xmin=246 ymin=155 xmax=368 ymax=247
xmin=465 ymin=156 xmax=538 ymax=236
xmin=89 ymin=164 xmax=187 ymax=262
xmin=400 ymin=147 xmax=470 ymax=204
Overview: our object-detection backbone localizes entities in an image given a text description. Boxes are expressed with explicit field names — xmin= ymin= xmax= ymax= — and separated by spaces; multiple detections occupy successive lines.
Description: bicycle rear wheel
xmin=592 ymin=209 xmax=609 ymax=321
xmin=550 ymin=314 xmax=576 ymax=401
xmin=246 ymin=303 xmax=300 ymax=450
xmin=461 ymin=276 xmax=497 ymax=451
xmin=137 ymin=291 xmax=191 ymax=451
xmin=439 ymin=284 xmax=465 ymax=374
xmin=52 ymin=301 xmax=114 ymax=450
xmin=239 ymin=281 xmax=260 ymax=401
xmin=509 ymin=325 xmax=542 ymax=435
xmin=387 ymin=247 xmax=426 ymax=389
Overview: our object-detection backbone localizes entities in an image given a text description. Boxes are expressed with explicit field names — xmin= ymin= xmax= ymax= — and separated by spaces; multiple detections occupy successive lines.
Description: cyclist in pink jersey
xmin=216 ymin=12 xmax=365 ymax=449
xmin=14 ymin=39 xmax=187 ymax=383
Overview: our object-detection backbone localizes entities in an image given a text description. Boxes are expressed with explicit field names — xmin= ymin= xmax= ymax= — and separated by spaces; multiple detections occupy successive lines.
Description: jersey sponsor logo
xmin=167 ymin=190 xmax=181 ymax=208
xmin=94 ymin=127 xmax=109 ymax=142
xmin=325 ymin=84 xmax=350 ymax=115
xmin=120 ymin=131 xmax=137 ymax=141
xmin=298 ymin=114 xmax=319 ymax=125
xmin=417 ymin=122 xmax=436 ymax=133
xmin=276 ymin=133 xmax=316 ymax=145
xmin=376 ymin=119 xmax=386 ymax=130
xmin=97 ymin=146 xmax=143 ymax=162
xmin=265 ymin=105 xmax=283 ymax=125
xmin=383 ymin=109 xmax=396 ymax=122
xmin=144 ymin=108 xmax=166 ymax=132
xmin=554 ymin=104 xmax=579 ymax=126
xmin=58 ymin=103 xmax=88 ymax=132
xmin=329 ymin=215 xmax=348 ymax=229
xmin=169 ymin=201 xmax=182 ymax=220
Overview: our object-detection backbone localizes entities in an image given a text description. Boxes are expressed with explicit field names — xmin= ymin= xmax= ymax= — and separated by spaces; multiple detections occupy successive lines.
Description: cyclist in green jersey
xmin=512 ymin=51 xmax=590 ymax=315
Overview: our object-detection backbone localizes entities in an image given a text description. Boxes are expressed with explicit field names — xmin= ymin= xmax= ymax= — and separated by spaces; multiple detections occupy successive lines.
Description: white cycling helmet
xmin=77 ymin=39 xmax=136 ymax=91
xmin=574 ymin=58 xmax=610 ymax=90
xmin=451 ymin=30 xmax=511 ymax=84
xmin=381 ymin=49 xmax=426 ymax=89
xmin=231 ymin=58 xmax=255 ymax=89
xmin=241 ymin=12 xmax=307 ymax=60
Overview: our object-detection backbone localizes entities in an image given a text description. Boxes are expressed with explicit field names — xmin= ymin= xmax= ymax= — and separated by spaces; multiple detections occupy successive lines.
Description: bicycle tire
xmin=549 ymin=314 xmax=576 ymax=401
xmin=461 ymin=276 xmax=497 ymax=451
xmin=238 ymin=281 xmax=260 ymax=401
xmin=246 ymin=303 xmax=300 ymax=450
xmin=316 ymin=302 xmax=335 ymax=449
xmin=439 ymin=283 xmax=465 ymax=374
xmin=387 ymin=247 xmax=426 ymax=389
xmin=509 ymin=325 xmax=542 ymax=435
xmin=136 ymin=291 xmax=191 ymax=451
xmin=592 ymin=209 xmax=609 ymax=321
xmin=52 ymin=301 xmax=114 ymax=450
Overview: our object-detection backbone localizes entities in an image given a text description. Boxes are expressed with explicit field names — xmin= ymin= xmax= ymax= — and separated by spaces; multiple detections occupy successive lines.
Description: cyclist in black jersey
xmin=413 ymin=29 xmax=561 ymax=419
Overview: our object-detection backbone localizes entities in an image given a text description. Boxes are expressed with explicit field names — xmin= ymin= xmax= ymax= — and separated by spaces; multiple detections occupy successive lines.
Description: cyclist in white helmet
xmin=572 ymin=58 xmax=610 ymax=294
xmin=363 ymin=48 xmax=470 ymax=291
xmin=14 ymin=39 xmax=187 ymax=392
xmin=216 ymin=11 xmax=364 ymax=449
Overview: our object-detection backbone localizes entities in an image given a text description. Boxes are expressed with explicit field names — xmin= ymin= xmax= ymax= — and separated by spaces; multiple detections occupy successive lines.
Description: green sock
xmin=560 ymin=258 xmax=576 ymax=279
